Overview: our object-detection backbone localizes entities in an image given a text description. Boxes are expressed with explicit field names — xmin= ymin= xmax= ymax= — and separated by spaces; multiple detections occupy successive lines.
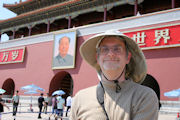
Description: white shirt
xmin=66 ymin=96 xmax=72 ymax=107
xmin=56 ymin=96 xmax=65 ymax=109
xmin=12 ymin=95 xmax=19 ymax=103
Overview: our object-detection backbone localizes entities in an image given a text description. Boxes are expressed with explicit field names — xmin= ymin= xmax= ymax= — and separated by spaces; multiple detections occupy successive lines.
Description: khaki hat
xmin=80 ymin=30 xmax=147 ymax=83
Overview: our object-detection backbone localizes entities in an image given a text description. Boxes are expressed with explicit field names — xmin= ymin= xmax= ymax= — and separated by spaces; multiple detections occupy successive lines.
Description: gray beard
xmin=102 ymin=62 xmax=121 ymax=70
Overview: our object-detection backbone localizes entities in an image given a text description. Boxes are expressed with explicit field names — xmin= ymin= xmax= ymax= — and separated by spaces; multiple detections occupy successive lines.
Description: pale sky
xmin=0 ymin=0 xmax=26 ymax=42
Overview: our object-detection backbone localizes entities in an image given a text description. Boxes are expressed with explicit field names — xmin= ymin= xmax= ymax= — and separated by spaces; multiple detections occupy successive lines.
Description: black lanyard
xmin=96 ymin=81 xmax=109 ymax=120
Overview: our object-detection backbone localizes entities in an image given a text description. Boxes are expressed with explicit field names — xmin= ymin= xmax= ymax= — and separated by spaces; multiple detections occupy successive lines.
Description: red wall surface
xmin=0 ymin=34 xmax=180 ymax=100
xmin=144 ymin=47 xmax=180 ymax=100
xmin=0 ymin=35 xmax=99 ymax=97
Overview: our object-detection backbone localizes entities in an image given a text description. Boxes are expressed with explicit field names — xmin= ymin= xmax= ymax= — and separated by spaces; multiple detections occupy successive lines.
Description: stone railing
xmin=160 ymin=100 xmax=180 ymax=114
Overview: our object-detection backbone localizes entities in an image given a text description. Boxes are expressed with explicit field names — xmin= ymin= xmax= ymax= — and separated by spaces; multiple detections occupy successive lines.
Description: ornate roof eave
xmin=0 ymin=0 xmax=128 ymax=33
xmin=3 ymin=0 xmax=33 ymax=12
xmin=0 ymin=0 xmax=83 ymax=24
xmin=3 ymin=0 xmax=33 ymax=8
xmin=3 ymin=0 xmax=67 ymax=15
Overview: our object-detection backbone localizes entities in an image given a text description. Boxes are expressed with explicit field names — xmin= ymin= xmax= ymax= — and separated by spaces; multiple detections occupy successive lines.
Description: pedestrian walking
xmin=12 ymin=90 xmax=20 ymax=116
xmin=38 ymin=93 xmax=45 ymax=119
xmin=65 ymin=95 xmax=72 ymax=117
xmin=43 ymin=93 xmax=49 ymax=114
xmin=49 ymin=94 xmax=58 ymax=120
xmin=0 ymin=94 xmax=9 ymax=120
xmin=70 ymin=30 xmax=159 ymax=120
xmin=56 ymin=95 xmax=65 ymax=120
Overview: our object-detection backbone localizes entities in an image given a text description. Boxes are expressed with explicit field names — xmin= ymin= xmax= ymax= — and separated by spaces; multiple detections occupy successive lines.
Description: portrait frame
xmin=52 ymin=29 xmax=77 ymax=70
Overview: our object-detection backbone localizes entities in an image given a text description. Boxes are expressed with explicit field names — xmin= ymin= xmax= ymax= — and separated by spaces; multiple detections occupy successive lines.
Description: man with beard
xmin=70 ymin=30 xmax=159 ymax=120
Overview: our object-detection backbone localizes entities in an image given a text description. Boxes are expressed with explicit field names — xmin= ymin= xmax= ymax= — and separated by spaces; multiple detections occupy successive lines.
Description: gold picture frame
xmin=52 ymin=29 xmax=77 ymax=69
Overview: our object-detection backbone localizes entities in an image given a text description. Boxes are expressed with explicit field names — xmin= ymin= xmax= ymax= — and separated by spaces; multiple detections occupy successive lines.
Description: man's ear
xmin=126 ymin=52 xmax=131 ymax=64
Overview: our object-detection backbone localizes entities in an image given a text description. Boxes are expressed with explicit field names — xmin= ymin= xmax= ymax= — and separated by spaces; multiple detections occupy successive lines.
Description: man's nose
xmin=107 ymin=49 xmax=115 ymax=55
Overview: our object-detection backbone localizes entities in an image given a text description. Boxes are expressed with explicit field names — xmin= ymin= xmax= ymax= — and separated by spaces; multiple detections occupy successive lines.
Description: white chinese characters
xmin=12 ymin=51 xmax=19 ymax=60
xmin=2 ymin=52 xmax=9 ymax=62
xmin=0 ymin=50 xmax=19 ymax=62
xmin=132 ymin=32 xmax=146 ymax=46
xmin=131 ymin=29 xmax=171 ymax=46
xmin=154 ymin=29 xmax=170 ymax=45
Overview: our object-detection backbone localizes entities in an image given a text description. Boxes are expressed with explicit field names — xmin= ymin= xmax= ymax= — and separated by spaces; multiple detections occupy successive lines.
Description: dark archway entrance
xmin=49 ymin=71 xmax=73 ymax=98
xmin=2 ymin=78 xmax=15 ymax=98
xmin=141 ymin=74 xmax=161 ymax=108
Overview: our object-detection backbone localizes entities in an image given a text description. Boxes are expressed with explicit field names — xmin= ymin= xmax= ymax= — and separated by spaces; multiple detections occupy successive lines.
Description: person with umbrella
xmin=12 ymin=90 xmax=20 ymax=116
xmin=0 ymin=89 xmax=9 ymax=120
xmin=38 ymin=93 xmax=45 ymax=119
xmin=56 ymin=94 xmax=65 ymax=120
xmin=51 ymin=90 xmax=65 ymax=120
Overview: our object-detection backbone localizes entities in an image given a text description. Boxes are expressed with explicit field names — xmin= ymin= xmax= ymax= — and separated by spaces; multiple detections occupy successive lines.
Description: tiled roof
xmin=0 ymin=0 xmax=80 ymax=24
xmin=3 ymin=0 xmax=33 ymax=8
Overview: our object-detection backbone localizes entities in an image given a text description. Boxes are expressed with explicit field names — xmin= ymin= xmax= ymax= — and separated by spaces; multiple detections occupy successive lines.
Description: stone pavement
xmin=2 ymin=105 xmax=69 ymax=120
xmin=1 ymin=106 xmax=178 ymax=120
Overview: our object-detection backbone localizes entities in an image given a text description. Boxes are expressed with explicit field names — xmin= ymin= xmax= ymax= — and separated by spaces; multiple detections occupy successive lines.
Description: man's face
xmin=97 ymin=36 xmax=131 ymax=81
xmin=59 ymin=37 xmax=70 ymax=58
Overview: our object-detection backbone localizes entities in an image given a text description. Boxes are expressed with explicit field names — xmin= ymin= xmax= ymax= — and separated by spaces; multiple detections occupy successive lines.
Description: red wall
xmin=144 ymin=47 xmax=180 ymax=100
xmin=0 ymin=35 xmax=99 ymax=97
xmin=0 ymin=34 xmax=179 ymax=100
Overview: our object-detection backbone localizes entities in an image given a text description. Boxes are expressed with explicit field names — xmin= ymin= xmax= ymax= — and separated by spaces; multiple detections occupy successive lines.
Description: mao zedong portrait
xmin=53 ymin=36 xmax=73 ymax=67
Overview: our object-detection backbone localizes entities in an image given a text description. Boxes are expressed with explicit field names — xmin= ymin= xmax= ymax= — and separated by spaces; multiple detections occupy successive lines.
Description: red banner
xmin=0 ymin=47 xmax=25 ymax=64
xmin=124 ymin=24 xmax=180 ymax=49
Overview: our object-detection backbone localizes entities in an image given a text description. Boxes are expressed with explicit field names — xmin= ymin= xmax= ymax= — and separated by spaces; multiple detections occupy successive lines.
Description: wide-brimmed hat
xmin=80 ymin=30 xmax=147 ymax=83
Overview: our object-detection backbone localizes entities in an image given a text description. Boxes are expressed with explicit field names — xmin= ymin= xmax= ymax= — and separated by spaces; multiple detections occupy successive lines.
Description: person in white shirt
xmin=12 ymin=90 xmax=20 ymax=116
xmin=65 ymin=95 xmax=72 ymax=117
xmin=56 ymin=95 xmax=65 ymax=119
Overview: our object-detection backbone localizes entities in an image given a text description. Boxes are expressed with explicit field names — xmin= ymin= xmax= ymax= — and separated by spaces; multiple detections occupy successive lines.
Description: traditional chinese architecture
xmin=0 ymin=0 xmax=180 ymax=101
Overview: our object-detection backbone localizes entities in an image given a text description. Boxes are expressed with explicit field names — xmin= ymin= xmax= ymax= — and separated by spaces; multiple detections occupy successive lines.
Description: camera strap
xmin=96 ymin=81 xmax=109 ymax=120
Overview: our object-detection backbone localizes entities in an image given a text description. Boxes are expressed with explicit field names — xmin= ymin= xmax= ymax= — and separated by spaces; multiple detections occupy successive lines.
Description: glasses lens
xmin=113 ymin=46 xmax=122 ymax=54
xmin=99 ymin=47 xmax=109 ymax=54
xmin=98 ymin=46 xmax=122 ymax=55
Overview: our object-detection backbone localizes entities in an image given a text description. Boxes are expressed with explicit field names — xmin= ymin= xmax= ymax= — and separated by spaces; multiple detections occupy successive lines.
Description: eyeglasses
xmin=97 ymin=46 xmax=123 ymax=55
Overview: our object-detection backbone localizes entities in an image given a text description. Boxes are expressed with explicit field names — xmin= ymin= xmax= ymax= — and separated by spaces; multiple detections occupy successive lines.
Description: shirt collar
xmin=101 ymin=78 xmax=132 ymax=92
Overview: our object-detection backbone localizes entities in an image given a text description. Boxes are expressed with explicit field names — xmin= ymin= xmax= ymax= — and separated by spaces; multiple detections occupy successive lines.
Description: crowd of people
xmin=37 ymin=92 xmax=72 ymax=120
xmin=48 ymin=94 xmax=72 ymax=120
xmin=0 ymin=91 xmax=72 ymax=120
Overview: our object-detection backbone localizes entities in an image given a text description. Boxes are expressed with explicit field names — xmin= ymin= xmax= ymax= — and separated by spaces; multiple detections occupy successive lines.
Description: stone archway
xmin=49 ymin=71 xmax=73 ymax=98
xmin=2 ymin=78 xmax=15 ymax=98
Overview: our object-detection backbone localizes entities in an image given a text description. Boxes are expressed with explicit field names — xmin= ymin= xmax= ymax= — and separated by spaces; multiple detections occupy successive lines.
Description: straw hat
xmin=80 ymin=30 xmax=147 ymax=83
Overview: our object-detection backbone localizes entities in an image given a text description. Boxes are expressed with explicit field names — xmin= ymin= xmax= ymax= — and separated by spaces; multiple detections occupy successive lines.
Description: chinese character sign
xmin=154 ymin=29 xmax=170 ymax=45
xmin=0 ymin=47 xmax=25 ymax=64
xmin=124 ymin=24 xmax=180 ymax=49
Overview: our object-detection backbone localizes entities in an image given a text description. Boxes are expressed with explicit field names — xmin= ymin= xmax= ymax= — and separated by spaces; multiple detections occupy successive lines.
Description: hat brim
xmin=80 ymin=31 xmax=147 ymax=83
